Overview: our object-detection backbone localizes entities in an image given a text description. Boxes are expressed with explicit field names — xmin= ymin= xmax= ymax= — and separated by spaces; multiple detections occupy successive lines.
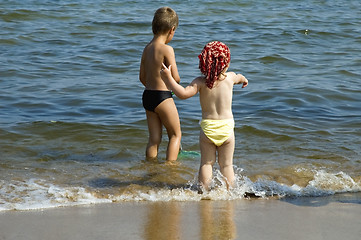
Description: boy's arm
xmin=139 ymin=52 xmax=146 ymax=86
xmin=231 ymin=72 xmax=248 ymax=88
xmin=163 ymin=46 xmax=180 ymax=83
xmin=160 ymin=63 xmax=199 ymax=99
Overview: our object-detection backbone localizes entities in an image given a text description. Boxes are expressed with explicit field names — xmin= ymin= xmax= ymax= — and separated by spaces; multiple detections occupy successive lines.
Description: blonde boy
xmin=160 ymin=41 xmax=248 ymax=189
xmin=139 ymin=7 xmax=181 ymax=162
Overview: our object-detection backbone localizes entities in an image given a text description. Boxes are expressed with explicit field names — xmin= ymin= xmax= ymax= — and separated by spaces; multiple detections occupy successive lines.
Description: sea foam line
xmin=0 ymin=169 xmax=360 ymax=211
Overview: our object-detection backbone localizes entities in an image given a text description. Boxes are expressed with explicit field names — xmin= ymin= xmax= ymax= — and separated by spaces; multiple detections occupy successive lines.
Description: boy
xmin=160 ymin=41 xmax=248 ymax=189
xmin=139 ymin=7 xmax=181 ymax=162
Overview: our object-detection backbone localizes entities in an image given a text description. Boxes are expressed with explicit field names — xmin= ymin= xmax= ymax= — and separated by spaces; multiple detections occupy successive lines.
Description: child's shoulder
xmin=225 ymin=71 xmax=238 ymax=82
xmin=193 ymin=76 xmax=206 ymax=85
xmin=145 ymin=41 xmax=173 ymax=50
xmin=226 ymin=71 xmax=237 ymax=78
xmin=142 ymin=42 xmax=174 ymax=61
xmin=152 ymin=42 xmax=175 ymax=57
xmin=152 ymin=40 xmax=173 ymax=49
xmin=162 ymin=43 xmax=175 ymax=53
xmin=225 ymin=71 xmax=248 ymax=86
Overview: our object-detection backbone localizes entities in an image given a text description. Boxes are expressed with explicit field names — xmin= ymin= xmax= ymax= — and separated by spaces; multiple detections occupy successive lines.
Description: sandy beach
xmin=1 ymin=193 xmax=360 ymax=240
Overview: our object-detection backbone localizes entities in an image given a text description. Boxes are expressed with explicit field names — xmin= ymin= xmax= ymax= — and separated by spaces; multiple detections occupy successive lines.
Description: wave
xmin=258 ymin=54 xmax=306 ymax=67
xmin=1 ymin=168 xmax=360 ymax=212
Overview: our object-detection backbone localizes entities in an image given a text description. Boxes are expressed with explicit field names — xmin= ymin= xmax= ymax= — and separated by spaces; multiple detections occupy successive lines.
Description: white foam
xmin=0 ymin=179 xmax=111 ymax=211
xmin=1 ymin=169 xmax=360 ymax=211
xmin=304 ymin=170 xmax=360 ymax=195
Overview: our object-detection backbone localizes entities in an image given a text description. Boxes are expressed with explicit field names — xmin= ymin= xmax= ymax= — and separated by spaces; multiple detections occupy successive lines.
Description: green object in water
xmin=178 ymin=150 xmax=200 ymax=158
xmin=178 ymin=144 xmax=200 ymax=159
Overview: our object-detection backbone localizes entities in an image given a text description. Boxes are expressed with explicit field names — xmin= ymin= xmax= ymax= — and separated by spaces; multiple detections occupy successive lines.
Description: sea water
xmin=0 ymin=0 xmax=360 ymax=211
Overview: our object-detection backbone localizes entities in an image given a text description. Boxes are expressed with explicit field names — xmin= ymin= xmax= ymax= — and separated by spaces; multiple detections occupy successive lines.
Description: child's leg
xmin=199 ymin=130 xmax=216 ymax=189
xmin=145 ymin=110 xmax=163 ymax=159
xmin=155 ymin=98 xmax=181 ymax=161
xmin=217 ymin=132 xmax=235 ymax=188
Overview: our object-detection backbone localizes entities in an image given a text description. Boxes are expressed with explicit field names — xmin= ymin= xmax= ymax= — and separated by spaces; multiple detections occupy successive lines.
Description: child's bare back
xmin=198 ymin=71 xmax=246 ymax=120
xmin=140 ymin=40 xmax=180 ymax=90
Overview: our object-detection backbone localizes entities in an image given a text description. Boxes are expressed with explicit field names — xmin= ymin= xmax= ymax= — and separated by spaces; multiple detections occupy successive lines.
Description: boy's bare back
xmin=140 ymin=40 xmax=180 ymax=90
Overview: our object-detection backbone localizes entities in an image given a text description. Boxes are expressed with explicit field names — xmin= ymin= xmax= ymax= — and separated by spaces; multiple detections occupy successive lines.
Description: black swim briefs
xmin=142 ymin=89 xmax=172 ymax=112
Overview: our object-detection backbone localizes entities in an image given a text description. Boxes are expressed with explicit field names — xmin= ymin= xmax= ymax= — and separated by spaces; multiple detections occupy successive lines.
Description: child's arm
xmin=163 ymin=46 xmax=180 ymax=83
xmin=139 ymin=51 xmax=146 ymax=86
xmin=230 ymin=72 xmax=248 ymax=88
xmin=160 ymin=63 xmax=199 ymax=99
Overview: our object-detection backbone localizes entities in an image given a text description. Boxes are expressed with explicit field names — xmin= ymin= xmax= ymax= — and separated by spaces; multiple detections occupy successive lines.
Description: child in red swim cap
xmin=198 ymin=41 xmax=231 ymax=89
xmin=160 ymin=41 xmax=248 ymax=190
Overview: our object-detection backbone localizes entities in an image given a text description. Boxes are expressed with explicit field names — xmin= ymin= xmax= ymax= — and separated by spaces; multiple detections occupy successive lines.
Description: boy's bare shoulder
xmin=150 ymin=42 xmax=175 ymax=61
xmin=143 ymin=41 xmax=172 ymax=53
xmin=150 ymin=41 xmax=174 ymax=51
xmin=141 ymin=42 xmax=175 ymax=65
xmin=161 ymin=43 xmax=175 ymax=55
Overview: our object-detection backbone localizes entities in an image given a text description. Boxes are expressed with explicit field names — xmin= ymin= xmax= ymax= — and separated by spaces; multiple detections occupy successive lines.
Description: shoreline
xmin=1 ymin=193 xmax=360 ymax=240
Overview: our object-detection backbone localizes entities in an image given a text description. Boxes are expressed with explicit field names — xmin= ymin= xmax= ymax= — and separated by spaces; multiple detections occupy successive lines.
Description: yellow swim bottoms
xmin=200 ymin=119 xmax=235 ymax=147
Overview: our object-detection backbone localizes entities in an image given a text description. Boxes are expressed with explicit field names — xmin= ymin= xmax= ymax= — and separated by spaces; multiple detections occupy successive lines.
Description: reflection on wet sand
xmin=143 ymin=200 xmax=236 ymax=239
xmin=200 ymin=200 xmax=236 ymax=240
xmin=144 ymin=202 xmax=181 ymax=240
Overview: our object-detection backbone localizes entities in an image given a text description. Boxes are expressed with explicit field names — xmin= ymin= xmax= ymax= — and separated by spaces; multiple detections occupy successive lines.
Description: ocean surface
xmin=1 ymin=0 xmax=360 ymax=211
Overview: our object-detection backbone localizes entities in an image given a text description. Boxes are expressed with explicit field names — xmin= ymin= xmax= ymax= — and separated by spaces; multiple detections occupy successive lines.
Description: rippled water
xmin=1 ymin=0 xmax=361 ymax=211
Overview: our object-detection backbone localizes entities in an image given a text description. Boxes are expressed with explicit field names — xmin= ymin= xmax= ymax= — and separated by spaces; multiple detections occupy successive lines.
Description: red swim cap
xmin=198 ymin=41 xmax=231 ymax=89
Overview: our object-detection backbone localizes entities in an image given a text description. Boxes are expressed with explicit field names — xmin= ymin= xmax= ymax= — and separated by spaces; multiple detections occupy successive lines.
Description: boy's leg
xmin=145 ymin=110 xmax=162 ymax=159
xmin=199 ymin=130 xmax=216 ymax=189
xmin=217 ymin=132 xmax=235 ymax=188
xmin=155 ymin=98 xmax=181 ymax=161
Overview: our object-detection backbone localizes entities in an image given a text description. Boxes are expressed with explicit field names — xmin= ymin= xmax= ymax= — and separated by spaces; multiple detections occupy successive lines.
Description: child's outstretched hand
xmin=236 ymin=74 xmax=248 ymax=88
xmin=242 ymin=77 xmax=248 ymax=88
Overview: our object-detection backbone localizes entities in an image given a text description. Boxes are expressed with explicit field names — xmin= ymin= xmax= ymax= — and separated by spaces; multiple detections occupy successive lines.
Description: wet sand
xmin=1 ymin=193 xmax=360 ymax=240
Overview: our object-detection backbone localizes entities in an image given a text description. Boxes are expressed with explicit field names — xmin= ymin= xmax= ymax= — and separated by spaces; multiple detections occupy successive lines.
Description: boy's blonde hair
xmin=152 ymin=7 xmax=179 ymax=35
